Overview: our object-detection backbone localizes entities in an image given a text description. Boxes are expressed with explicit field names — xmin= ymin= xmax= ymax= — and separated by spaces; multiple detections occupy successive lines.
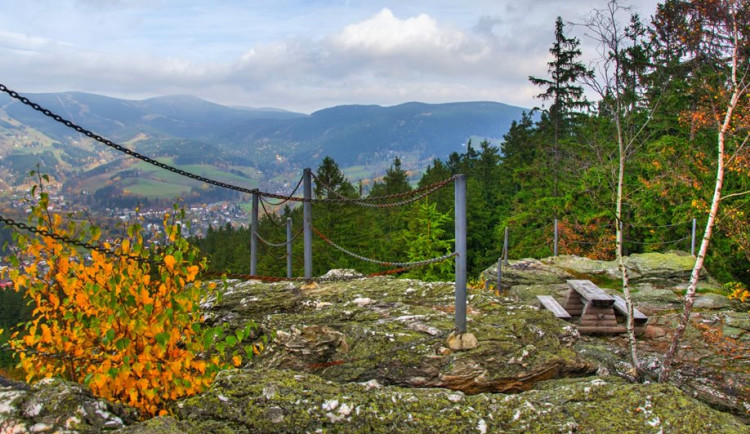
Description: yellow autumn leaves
xmin=1 ymin=194 xmax=262 ymax=418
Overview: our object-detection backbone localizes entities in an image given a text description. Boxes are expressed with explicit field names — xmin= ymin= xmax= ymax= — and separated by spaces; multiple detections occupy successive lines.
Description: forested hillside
xmin=195 ymin=1 xmax=750 ymax=288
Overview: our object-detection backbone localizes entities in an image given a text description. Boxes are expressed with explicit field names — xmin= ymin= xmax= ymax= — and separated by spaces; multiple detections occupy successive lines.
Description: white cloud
xmin=332 ymin=9 xmax=465 ymax=55
xmin=0 ymin=0 xmax=663 ymax=113
xmin=0 ymin=31 xmax=73 ymax=54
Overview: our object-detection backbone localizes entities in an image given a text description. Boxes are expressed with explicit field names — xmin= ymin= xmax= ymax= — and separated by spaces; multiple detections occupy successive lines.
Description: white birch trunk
xmin=659 ymin=30 xmax=743 ymax=381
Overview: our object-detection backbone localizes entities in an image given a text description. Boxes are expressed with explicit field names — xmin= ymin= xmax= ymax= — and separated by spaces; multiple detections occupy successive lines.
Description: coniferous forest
xmin=194 ymin=1 xmax=750 ymax=289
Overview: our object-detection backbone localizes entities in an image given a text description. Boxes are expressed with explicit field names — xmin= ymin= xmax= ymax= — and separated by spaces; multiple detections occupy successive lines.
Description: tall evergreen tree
xmin=314 ymin=156 xmax=356 ymax=199
xmin=371 ymin=157 xmax=412 ymax=196
xmin=529 ymin=16 xmax=592 ymax=199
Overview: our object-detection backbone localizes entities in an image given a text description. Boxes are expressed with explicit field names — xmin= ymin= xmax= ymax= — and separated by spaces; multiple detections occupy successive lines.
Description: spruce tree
xmin=529 ymin=16 xmax=591 ymax=200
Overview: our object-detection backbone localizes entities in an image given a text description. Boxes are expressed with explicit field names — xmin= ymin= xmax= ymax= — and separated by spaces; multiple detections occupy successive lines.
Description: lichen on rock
xmin=165 ymin=368 xmax=748 ymax=433
xmin=0 ymin=377 xmax=136 ymax=433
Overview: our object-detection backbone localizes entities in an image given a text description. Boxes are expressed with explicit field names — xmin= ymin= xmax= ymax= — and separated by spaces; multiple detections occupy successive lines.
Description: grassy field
xmin=133 ymin=159 xmax=259 ymax=188
xmin=123 ymin=178 xmax=192 ymax=198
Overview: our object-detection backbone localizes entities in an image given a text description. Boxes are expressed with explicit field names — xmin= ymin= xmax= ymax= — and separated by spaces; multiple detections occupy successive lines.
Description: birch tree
xmin=659 ymin=0 xmax=750 ymax=382
xmin=583 ymin=0 xmax=657 ymax=374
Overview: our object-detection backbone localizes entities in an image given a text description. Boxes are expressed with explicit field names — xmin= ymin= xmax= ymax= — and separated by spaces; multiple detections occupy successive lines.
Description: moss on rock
xmin=167 ymin=368 xmax=748 ymax=433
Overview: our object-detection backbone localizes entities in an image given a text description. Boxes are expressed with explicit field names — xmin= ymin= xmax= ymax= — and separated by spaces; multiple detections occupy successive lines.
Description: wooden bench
xmin=611 ymin=295 xmax=648 ymax=326
xmin=536 ymin=295 xmax=572 ymax=320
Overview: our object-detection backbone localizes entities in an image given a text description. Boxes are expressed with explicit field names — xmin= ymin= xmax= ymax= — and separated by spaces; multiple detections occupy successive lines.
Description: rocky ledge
xmin=1 ymin=252 xmax=748 ymax=432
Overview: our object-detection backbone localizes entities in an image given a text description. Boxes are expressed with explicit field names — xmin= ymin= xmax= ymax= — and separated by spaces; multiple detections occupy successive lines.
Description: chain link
xmin=312 ymin=225 xmax=456 ymax=267
xmin=0 ymin=213 xmax=158 ymax=266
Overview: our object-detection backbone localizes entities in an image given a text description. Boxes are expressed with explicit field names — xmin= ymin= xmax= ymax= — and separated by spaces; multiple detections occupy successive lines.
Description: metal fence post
xmin=503 ymin=227 xmax=509 ymax=266
xmin=553 ymin=218 xmax=558 ymax=257
xmin=250 ymin=192 xmax=258 ymax=276
xmin=303 ymin=168 xmax=313 ymax=280
xmin=691 ymin=218 xmax=696 ymax=256
xmin=454 ymin=174 xmax=467 ymax=333
xmin=287 ymin=217 xmax=293 ymax=279
xmin=496 ymin=256 xmax=502 ymax=294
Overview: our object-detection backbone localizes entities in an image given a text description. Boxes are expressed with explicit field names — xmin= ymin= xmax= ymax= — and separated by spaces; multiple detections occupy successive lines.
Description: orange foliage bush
xmin=557 ymin=219 xmax=615 ymax=260
xmin=0 ymin=179 xmax=260 ymax=417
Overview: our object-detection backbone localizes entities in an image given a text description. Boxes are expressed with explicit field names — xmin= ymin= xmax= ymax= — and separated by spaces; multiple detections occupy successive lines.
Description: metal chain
xmin=623 ymin=235 xmax=691 ymax=245
xmin=0 ymin=84 xmax=313 ymax=202
xmin=625 ymin=219 xmax=694 ymax=229
xmin=312 ymin=172 xmax=457 ymax=206
xmin=259 ymin=175 xmax=305 ymax=206
xmin=0 ymin=213 xmax=157 ymax=266
xmin=562 ymin=239 xmax=612 ymax=246
xmin=312 ymin=225 xmax=457 ymax=267
xmin=1 ymin=84 xmax=458 ymax=206
xmin=256 ymin=229 xmax=303 ymax=248
xmin=204 ymin=261 xmax=432 ymax=284
xmin=259 ymin=198 xmax=290 ymax=228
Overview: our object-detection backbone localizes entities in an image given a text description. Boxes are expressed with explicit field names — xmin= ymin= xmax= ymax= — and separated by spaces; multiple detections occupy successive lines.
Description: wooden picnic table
xmin=563 ymin=280 xmax=619 ymax=332
xmin=537 ymin=279 xmax=649 ymax=334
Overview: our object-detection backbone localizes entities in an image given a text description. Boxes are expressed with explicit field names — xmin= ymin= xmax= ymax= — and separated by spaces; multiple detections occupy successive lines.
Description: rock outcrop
xmin=483 ymin=252 xmax=750 ymax=421
xmin=0 ymin=377 xmax=136 ymax=433
xmin=1 ymin=256 xmax=748 ymax=432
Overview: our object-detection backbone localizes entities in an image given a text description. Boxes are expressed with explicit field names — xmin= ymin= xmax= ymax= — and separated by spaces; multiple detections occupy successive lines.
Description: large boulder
xmin=483 ymin=252 xmax=716 ymax=291
xmin=155 ymin=367 xmax=747 ymax=433
xmin=0 ymin=377 xmax=136 ymax=433
xmin=2 ymin=259 xmax=747 ymax=432
xmin=206 ymin=278 xmax=594 ymax=394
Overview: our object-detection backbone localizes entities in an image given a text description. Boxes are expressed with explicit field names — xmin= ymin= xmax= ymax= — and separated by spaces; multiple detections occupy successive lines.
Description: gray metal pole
xmin=303 ymin=168 xmax=313 ymax=280
xmin=503 ymin=227 xmax=509 ymax=266
xmin=553 ymin=218 xmax=558 ymax=257
xmin=286 ymin=217 xmax=293 ymax=279
xmin=250 ymin=192 xmax=258 ymax=276
xmin=454 ymin=174 xmax=467 ymax=333
xmin=496 ymin=256 xmax=502 ymax=294
xmin=691 ymin=218 xmax=696 ymax=256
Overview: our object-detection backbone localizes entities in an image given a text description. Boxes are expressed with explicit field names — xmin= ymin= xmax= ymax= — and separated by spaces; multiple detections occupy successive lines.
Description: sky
xmin=1 ymin=0 xmax=662 ymax=114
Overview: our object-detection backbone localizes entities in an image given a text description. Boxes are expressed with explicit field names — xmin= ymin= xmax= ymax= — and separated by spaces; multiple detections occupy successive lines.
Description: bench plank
xmin=578 ymin=326 xmax=647 ymax=335
xmin=567 ymin=280 xmax=614 ymax=307
xmin=580 ymin=303 xmax=618 ymax=327
xmin=537 ymin=295 xmax=572 ymax=320
xmin=563 ymin=289 xmax=585 ymax=315
xmin=611 ymin=295 xmax=648 ymax=325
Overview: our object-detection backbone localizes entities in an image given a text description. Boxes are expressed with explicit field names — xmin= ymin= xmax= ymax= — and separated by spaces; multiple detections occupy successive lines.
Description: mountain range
xmin=0 ymin=91 xmax=527 ymax=204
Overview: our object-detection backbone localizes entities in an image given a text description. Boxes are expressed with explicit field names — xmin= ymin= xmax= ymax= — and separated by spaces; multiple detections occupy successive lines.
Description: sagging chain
xmin=0 ymin=84 xmax=276 ymax=197
xmin=312 ymin=172 xmax=457 ymax=207
xmin=259 ymin=197 xmax=291 ymax=228
xmin=2 ymin=84 xmax=458 ymax=207
xmin=0 ymin=213 xmax=158 ymax=267
xmin=625 ymin=219 xmax=694 ymax=229
xmin=202 ymin=263 xmax=419 ymax=284
xmin=623 ymin=235 xmax=692 ymax=245
xmin=256 ymin=229 xmax=303 ymax=248
xmin=312 ymin=225 xmax=457 ymax=267
xmin=259 ymin=175 xmax=305 ymax=206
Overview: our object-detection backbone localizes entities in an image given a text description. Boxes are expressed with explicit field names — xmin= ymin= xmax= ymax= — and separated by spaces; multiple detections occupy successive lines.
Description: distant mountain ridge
xmin=0 ymin=91 xmax=528 ymax=203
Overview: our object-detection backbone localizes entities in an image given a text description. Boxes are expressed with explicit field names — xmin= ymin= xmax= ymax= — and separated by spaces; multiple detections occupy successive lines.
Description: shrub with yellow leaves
xmin=0 ymin=176 xmax=261 ymax=418
xmin=727 ymin=281 xmax=750 ymax=305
